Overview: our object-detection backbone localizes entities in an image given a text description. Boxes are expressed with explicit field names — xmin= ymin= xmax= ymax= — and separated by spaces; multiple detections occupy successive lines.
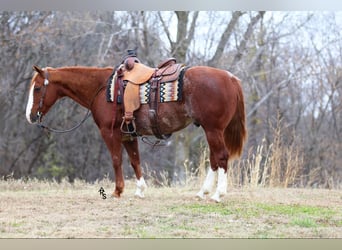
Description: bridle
xmin=35 ymin=68 xmax=104 ymax=134
xmin=36 ymin=69 xmax=50 ymax=124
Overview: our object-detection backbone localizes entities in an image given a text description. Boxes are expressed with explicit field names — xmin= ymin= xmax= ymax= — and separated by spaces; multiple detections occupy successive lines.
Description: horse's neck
xmin=51 ymin=67 xmax=112 ymax=108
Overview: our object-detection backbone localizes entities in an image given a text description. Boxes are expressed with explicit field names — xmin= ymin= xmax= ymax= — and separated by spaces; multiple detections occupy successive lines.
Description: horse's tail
xmin=224 ymin=77 xmax=247 ymax=159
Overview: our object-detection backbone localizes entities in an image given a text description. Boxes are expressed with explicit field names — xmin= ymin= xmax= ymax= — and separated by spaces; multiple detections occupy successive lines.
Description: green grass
xmin=255 ymin=203 xmax=339 ymax=228
xmin=11 ymin=221 xmax=25 ymax=228
xmin=168 ymin=200 xmax=341 ymax=235
xmin=255 ymin=203 xmax=336 ymax=217
xmin=291 ymin=217 xmax=318 ymax=228
xmin=169 ymin=200 xmax=339 ymax=217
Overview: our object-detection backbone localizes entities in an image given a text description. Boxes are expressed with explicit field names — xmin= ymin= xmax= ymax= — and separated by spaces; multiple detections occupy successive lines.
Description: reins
xmin=36 ymin=69 xmax=106 ymax=134
xmin=37 ymin=110 xmax=92 ymax=134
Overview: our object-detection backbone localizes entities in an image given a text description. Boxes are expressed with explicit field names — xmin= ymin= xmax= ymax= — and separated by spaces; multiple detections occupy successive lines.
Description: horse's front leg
xmin=101 ymin=128 xmax=125 ymax=198
xmin=111 ymin=143 xmax=124 ymax=198
xmin=123 ymin=138 xmax=147 ymax=198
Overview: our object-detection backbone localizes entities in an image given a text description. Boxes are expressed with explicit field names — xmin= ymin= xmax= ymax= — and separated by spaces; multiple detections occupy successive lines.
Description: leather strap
xmin=148 ymin=76 xmax=170 ymax=140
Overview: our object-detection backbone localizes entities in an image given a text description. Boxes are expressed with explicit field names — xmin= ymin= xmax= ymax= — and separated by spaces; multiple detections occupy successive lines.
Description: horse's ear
xmin=33 ymin=65 xmax=44 ymax=76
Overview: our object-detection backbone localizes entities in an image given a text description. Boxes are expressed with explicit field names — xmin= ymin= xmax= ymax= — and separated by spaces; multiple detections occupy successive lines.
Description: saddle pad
xmin=106 ymin=70 xmax=116 ymax=102
xmin=140 ymin=80 xmax=181 ymax=104
xmin=107 ymin=76 xmax=182 ymax=104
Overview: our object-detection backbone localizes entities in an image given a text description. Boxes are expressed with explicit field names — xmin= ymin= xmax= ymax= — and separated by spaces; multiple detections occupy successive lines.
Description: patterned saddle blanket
xmin=106 ymin=71 xmax=184 ymax=104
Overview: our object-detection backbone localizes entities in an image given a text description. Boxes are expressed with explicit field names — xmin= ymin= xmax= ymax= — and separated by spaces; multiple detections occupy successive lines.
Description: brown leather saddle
xmin=121 ymin=57 xmax=179 ymax=84
xmin=117 ymin=57 xmax=184 ymax=139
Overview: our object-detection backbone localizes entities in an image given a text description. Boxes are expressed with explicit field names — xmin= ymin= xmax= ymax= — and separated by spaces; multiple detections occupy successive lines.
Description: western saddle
xmin=115 ymin=54 xmax=184 ymax=139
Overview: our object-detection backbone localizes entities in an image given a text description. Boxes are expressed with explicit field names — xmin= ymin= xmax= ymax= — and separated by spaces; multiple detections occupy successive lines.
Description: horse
xmin=25 ymin=63 xmax=247 ymax=202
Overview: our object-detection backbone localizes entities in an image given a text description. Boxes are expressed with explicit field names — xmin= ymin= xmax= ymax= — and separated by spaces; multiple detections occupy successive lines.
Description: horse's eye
xmin=34 ymin=87 xmax=41 ymax=92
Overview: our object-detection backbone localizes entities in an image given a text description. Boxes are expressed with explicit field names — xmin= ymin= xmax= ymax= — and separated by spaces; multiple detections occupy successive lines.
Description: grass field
xmin=0 ymin=178 xmax=341 ymax=238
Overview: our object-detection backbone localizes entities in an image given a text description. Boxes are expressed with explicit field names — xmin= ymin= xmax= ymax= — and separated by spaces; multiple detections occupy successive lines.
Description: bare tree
xmin=158 ymin=11 xmax=199 ymax=62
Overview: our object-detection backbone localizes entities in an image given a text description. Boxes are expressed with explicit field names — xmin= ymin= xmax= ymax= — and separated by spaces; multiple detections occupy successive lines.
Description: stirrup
xmin=120 ymin=118 xmax=137 ymax=135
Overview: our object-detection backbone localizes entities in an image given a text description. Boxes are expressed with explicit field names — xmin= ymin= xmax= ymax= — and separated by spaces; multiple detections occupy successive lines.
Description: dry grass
xmin=222 ymin=116 xmax=335 ymax=189
xmin=0 ymin=178 xmax=341 ymax=238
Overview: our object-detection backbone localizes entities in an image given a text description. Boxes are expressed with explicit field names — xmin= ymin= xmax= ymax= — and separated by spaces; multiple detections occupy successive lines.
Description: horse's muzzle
xmin=29 ymin=112 xmax=41 ymax=124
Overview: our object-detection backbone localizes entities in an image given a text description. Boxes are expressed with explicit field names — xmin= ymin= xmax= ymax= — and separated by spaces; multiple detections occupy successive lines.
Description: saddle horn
xmin=123 ymin=48 xmax=140 ymax=70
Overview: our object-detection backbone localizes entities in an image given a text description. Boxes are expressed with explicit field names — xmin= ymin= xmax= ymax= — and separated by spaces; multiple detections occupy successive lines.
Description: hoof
xmin=134 ymin=190 xmax=145 ymax=198
xmin=196 ymin=191 xmax=205 ymax=199
xmin=196 ymin=188 xmax=211 ymax=199
xmin=134 ymin=187 xmax=145 ymax=199
xmin=112 ymin=191 xmax=121 ymax=198
xmin=210 ymin=193 xmax=221 ymax=203
xmin=210 ymin=190 xmax=226 ymax=203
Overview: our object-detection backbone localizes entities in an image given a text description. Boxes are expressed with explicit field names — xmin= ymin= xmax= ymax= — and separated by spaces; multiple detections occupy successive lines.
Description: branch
xmin=207 ymin=11 xmax=244 ymax=67
xmin=186 ymin=11 xmax=199 ymax=45
xmin=158 ymin=12 xmax=174 ymax=47
xmin=232 ymin=11 xmax=265 ymax=66
xmin=247 ymin=70 xmax=300 ymax=118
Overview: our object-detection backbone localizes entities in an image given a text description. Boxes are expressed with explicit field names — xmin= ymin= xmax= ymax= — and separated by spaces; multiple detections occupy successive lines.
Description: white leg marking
xmin=25 ymin=82 xmax=35 ymax=124
xmin=211 ymin=168 xmax=227 ymax=203
xmin=196 ymin=168 xmax=216 ymax=199
xmin=135 ymin=177 xmax=147 ymax=198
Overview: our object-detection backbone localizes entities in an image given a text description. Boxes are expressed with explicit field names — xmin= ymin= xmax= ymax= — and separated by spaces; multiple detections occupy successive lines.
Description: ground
xmin=0 ymin=178 xmax=341 ymax=238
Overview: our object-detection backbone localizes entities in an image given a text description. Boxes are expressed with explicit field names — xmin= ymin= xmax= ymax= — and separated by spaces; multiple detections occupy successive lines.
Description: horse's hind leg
xmin=123 ymin=138 xmax=147 ymax=198
xmin=211 ymin=167 xmax=228 ymax=202
xmin=197 ymin=129 xmax=228 ymax=202
xmin=196 ymin=167 xmax=215 ymax=199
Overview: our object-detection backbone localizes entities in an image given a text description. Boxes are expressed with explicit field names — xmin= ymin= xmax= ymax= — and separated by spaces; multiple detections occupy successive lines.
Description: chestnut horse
xmin=26 ymin=64 xmax=246 ymax=202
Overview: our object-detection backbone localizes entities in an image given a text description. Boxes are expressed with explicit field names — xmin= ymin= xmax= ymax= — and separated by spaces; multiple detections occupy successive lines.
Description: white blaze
xmin=25 ymin=82 xmax=35 ymax=124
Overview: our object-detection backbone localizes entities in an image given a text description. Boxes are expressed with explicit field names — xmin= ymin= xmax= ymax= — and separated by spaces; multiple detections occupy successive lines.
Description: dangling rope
xmin=141 ymin=136 xmax=168 ymax=149
xmin=36 ymin=85 xmax=106 ymax=134
xmin=37 ymin=110 xmax=91 ymax=134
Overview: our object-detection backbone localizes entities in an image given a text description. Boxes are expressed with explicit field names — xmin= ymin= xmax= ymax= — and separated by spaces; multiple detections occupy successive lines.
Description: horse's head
xmin=25 ymin=65 xmax=59 ymax=124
